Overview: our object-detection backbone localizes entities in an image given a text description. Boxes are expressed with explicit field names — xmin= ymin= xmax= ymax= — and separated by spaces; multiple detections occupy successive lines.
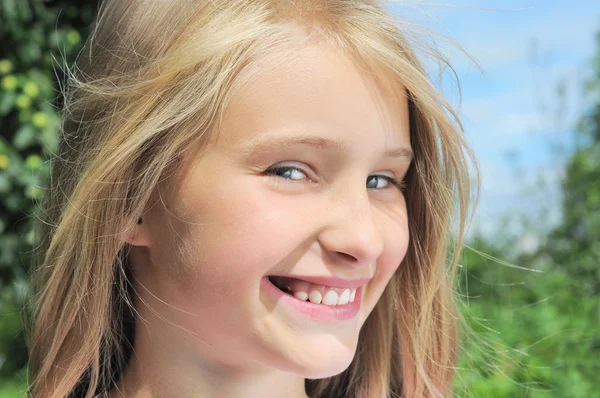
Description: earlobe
xmin=125 ymin=217 xmax=152 ymax=247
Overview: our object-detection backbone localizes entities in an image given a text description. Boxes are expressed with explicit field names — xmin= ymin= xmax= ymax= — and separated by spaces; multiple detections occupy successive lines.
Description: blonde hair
xmin=27 ymin=1 xmax=476 ymax=397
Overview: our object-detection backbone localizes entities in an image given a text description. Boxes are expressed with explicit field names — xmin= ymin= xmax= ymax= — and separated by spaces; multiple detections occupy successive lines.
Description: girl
xmin=27 ymin=1 xmax=476 ymax=397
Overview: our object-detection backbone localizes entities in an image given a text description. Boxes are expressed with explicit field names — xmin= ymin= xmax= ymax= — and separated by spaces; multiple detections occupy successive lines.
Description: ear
xmin=124 ymin=217 xmax=152 ymax=247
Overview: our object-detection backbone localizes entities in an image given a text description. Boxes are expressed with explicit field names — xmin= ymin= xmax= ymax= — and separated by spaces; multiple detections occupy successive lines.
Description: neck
xmin=113 ymin=363 xmax=309 ymax=398
xmin=109 ymin=311 xmax=309 ymax=398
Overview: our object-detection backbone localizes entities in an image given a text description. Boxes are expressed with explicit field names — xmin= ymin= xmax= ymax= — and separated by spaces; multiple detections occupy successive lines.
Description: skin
xmin=114 ymin=31 xmax=412 ymax=398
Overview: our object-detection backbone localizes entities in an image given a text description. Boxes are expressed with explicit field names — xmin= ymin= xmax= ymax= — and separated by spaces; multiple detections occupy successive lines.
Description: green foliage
xmin=0 ymin=379 xmax=26 ymax=398
xmin=547 ymin=31 xmax=600 ymax=294
xmin=455 ymin=243 xmax=600 ymax=397
xmin=0 ymin=0 xmax=98 ymax=390
xmin=454 ymin=30 xmax=600 ymax=398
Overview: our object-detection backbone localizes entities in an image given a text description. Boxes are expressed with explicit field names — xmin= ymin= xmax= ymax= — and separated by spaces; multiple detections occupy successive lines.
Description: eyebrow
xmin=239 ymin=134 xmax=414 ymax=161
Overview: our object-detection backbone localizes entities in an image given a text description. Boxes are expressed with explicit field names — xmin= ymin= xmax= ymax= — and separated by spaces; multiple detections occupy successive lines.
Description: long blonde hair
xmin=27 ymin=1 xmax=476 ymax=397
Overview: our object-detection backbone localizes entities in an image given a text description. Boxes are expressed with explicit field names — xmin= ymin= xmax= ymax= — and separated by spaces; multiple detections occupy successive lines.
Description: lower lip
xmin=261 ymin=276 xmax=363 ymax=322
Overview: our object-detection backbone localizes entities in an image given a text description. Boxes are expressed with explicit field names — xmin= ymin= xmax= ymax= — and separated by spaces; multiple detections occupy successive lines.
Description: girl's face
xmin=131 ymin=36 xmax=411 ymax=379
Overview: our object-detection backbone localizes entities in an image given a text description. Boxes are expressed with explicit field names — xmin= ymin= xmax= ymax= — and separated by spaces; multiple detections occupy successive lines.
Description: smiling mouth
xmin=267 ymin=275 xmax=358 ymax=306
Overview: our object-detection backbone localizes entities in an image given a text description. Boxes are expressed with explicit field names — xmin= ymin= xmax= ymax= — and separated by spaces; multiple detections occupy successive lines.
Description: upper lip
xmin=268 ymin=275 xmax=371 ymax=289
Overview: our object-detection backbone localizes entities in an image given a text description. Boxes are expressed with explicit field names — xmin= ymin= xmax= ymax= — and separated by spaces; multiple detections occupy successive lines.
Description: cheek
xmin=141 ymin=185 xmax=307 ymax=349
xmin=383 ymin=215 xmax=410 ymax=277
xmin=157 ymin=179 xmax=309 ymax=297
xmin=142 ymin=177 xmax=326 ymax=363
xmin=360 ymin=213 xmax=409 ymax=321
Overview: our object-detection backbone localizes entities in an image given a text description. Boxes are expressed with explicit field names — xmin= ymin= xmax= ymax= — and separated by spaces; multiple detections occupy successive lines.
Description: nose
xmin=317 ymin=184 xmax=385 ymax=268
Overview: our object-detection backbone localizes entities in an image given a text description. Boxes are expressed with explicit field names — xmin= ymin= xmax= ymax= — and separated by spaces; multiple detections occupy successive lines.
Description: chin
xmin=287 ymin=344 xmax=357 ymax=380
xmin=300 ymin=358 xmax=354 ymax=380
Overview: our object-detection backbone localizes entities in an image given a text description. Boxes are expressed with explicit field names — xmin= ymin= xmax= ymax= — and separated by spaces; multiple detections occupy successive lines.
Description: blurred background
xmin=0 ymin=1 xmax=598 ymax=396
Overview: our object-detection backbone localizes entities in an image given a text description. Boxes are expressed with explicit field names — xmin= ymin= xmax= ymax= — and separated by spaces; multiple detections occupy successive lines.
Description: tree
xmin=0 ymin=0 xmax=98 ymax=392
xmin=455 ymin=29 xmax=600 ymax=397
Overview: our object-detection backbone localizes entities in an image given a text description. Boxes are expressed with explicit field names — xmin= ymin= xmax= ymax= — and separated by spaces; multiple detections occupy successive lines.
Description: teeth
xmin=308 ymin=291 xmax=323 ymax=304
xmin=322 ymin=290 xmax=339 ymax=305
xmin=271 ymin=276 xmax=359 ymax=306
xmin=293 ymin=291 xmax=308 ymax=301
xmin=293 ymin=287 xmax=357 ymax=306
xmin=337 ymin=289 xmax=350 ymax=305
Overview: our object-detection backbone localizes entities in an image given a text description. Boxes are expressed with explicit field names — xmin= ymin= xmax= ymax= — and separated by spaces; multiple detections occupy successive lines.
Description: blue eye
xmin=264 ymin=166 xmax=308 ymax=181
xmin=263 ymin=165 xmax=405 ymax=191
xmin=366 ymin=175 xmax=406 ymax=191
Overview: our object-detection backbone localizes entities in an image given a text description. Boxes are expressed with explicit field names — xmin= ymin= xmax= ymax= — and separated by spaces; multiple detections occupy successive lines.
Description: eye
xmin=263 ymin=165 xmax=309 ymax=181
xmin=263 ymin=164 xmax=405 ymax=191
xmin=366 ymin=175 xmax=406 ymax=191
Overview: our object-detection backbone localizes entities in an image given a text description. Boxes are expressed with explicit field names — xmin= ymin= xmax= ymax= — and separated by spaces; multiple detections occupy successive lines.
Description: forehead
xmin=209 ymin=34 xmax=410 ymax=156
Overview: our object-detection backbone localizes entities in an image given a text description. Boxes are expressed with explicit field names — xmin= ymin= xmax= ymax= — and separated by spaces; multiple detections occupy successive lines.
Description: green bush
xmin=0 ymin=0 xmax=98 ymax=390
xmin=454 ymin=31 xmax=600 ymax=397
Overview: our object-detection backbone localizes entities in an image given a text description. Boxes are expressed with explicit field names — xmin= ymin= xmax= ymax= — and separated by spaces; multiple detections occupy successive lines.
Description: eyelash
xmin=263 ymin=165 xmax=406 ymax=192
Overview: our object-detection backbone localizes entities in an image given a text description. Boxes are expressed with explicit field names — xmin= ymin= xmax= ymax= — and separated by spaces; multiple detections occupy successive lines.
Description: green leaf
xmin=0 ymin=378 xmax=27 ymax=398
xmin=0 ymin=154 xmax=8 ymax=169
xmin=12 ymin=125 xmax=35 ymax=149
xmin=19 ymin=42 xmax=42 ymax=63
xmin=16 ymin=169 xmax=39 ymax=187
xmin=31 ymin=112 xmax=48 ymax=128
xmin=25 ymin=185 xmax=44 ymax=199
xmin=1 ymin=75 xmax=18 ymax=91
xmin=14 ymin=0 xmax=32 ymax=21
xmin=0 ymin=59 xmax=13 ymax=75
xmin=2 ymin=0 xmax=17 ymax=21
xmin=40 ymin=125 xmax=59 ymax=153
xmin=0 ymin=173 xmax=11 ymax=193
xmin=14 ymin=95 xmax=31 ymax=110
xmin=3 ymin=192 xmax=22 ymax=212
xmin=24 ymin=154 xmax=42 ymax=170
xmin=66 ymin=30 xmax=81 ymax=46
xmin=28 ymin=70 xmax=54 ymax=98
xmin=0 ymin=92 xmax=16 ymax=116
xmin=23 ymin=81 xmax=39 ymax=98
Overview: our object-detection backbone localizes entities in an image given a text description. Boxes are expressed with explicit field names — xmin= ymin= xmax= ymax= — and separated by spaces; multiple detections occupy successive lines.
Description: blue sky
xmin=385 ymin=1 xmax=600 ymax=242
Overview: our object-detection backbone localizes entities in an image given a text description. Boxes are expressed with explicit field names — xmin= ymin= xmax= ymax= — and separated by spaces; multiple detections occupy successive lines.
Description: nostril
xmin=337 ymin=252 xmax=358 ymax=263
